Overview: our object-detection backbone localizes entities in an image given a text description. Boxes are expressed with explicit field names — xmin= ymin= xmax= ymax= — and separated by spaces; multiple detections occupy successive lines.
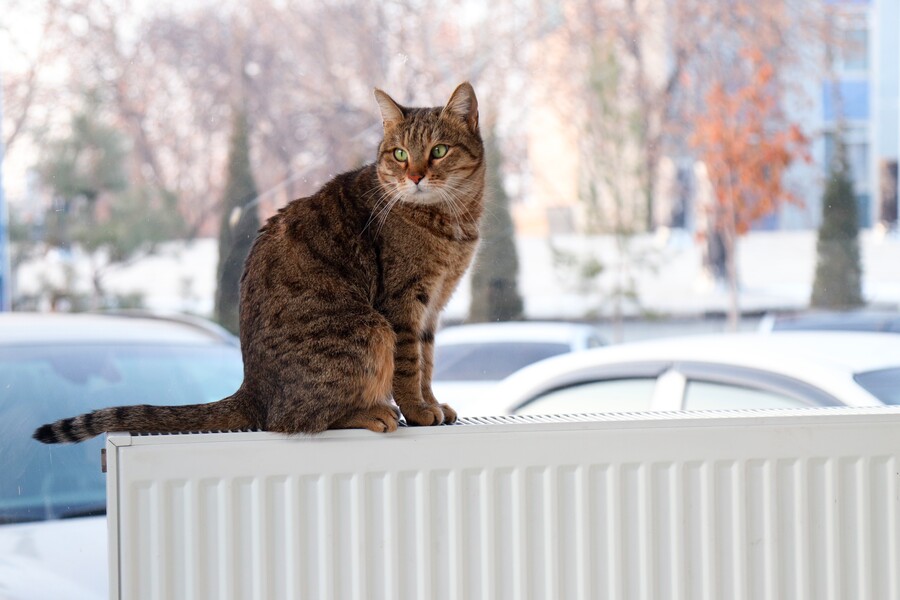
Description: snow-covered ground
xmin=14 ymin=230 xmax=900 ymax=321
xmin=504 ymin=229 xmax=900 ymax=320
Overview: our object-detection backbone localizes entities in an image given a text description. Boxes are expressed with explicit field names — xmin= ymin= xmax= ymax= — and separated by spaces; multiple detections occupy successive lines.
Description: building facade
xmin=515 ymin=0 xmax=899 ymax=235
xmin=813 ymin=0 xmax=899 ymax=230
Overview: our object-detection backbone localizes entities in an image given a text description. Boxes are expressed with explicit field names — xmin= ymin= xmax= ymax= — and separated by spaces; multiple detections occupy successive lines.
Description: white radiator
xmin=106 ymin=407 xmax=900 ymax=600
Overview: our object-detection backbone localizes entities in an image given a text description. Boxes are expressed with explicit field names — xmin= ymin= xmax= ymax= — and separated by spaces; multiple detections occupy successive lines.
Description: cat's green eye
xmin=431 ymin=144 xmax=449 ymax=159
xmin=393 ymin=148 xmax=408 ymax=162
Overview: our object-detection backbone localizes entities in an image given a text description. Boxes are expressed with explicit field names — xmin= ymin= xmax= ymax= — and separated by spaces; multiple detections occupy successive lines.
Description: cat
xmin=34 ymin=82 xmax=484 ymax=443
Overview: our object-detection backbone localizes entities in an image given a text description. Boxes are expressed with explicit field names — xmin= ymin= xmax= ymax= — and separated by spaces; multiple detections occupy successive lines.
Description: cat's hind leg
xmin=267 ymin=311 xmax=396 ymax=434
xmin=359 ymin=318 xmax=396 ymax=409
xmin=329 ymin=316 xmax=398 ymax=432
xmin=327 ymin=313 xmax=398 ymax=431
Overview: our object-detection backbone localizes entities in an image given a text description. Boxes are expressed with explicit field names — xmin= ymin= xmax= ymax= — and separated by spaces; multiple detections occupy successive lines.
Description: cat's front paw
xmin=439 ymin=403 xmax=458 ymax=424
xmin=402 ymin=403 xmax=446 ymax=427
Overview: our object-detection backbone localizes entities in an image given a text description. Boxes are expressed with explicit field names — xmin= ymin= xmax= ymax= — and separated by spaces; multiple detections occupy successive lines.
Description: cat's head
xmin=373 ymin=83 xmax=484 ymax=207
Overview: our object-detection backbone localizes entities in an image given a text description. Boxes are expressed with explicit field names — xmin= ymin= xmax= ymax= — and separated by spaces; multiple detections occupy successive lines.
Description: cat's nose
xmin=408 ymin=173 xmax=424 ymax=185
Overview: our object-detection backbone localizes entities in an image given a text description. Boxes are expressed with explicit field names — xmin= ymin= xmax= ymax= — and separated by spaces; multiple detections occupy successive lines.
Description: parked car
xmin=431 ymin=321 xmax=606 ymax=416
xmin=759 ymin=310 xmax=900 ymax=333
xmin=472 ymin=331 xmax=900 ymax=417
xmin=0 ymin=312 xmax=245 ymax=600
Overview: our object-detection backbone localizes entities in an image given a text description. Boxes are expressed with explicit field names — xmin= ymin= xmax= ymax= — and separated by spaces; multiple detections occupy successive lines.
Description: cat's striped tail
xmin=33 ymin=393 xmax=254 ymax=444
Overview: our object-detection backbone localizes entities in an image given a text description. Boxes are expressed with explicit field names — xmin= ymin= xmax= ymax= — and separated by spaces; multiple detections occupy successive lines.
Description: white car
xmin=0 ymin=312 xmax=245 ymax=600
xmin=759 ymin=310 xmax=900 ymax=333
xmin=431 ymin=321 xmax=606 ymax=416
xmin=470 ymin=331 xmax=900 ymax=417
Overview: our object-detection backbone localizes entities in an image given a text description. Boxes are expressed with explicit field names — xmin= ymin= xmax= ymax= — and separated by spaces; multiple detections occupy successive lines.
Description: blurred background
xmin=2 ymin=5 xmax=900 ymax=594
xmin=1 ymin=0 xmax=898 ymax=340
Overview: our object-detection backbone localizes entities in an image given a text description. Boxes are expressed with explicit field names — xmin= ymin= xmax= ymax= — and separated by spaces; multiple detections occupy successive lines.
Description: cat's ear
xmin=442 ymin=82 xmax=479 ymax=131
xmin=374 ymin=88 xmax=405 ymax=130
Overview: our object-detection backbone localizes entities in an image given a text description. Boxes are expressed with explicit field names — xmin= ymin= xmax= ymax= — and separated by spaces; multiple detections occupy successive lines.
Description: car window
xmin=586 ymin=335 xmax=606 ymax=349
xmin=0 ymin=343 xmax=243 ymax=525
xmin=683 ymin=380 xmax=811 ymax=411
xmin=433 ymin=342 xmax=570 ymax=381
xmin=854 ymin=368 xmax=900 ymax=404
xmin=514 ymin=379 xmax=657 ymax=416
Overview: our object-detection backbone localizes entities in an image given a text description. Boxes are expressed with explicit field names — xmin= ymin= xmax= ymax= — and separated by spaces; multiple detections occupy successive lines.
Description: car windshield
xmin=0 ymin=343 xmax=243 ymax=525
xmin=433 ymin=342 xmax=570 ymax=381
xmin=854 ymin=368 xmax=900 ymax=405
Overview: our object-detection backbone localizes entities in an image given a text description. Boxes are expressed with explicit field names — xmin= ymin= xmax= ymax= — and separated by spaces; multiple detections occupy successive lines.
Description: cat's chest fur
xmin=374 ymin=204 xmax=479 ymax=321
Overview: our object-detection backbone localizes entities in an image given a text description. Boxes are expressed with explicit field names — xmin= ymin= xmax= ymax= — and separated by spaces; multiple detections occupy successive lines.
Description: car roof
xmin=436 ymin=321 xmax=602 ymax=345
xmin=0 ymin=312 xmax=236 ymax=346
xmin=496 ymin=331 xmax=900 ymax=411
xmin=762 ymin=310 xmax=900 ymax=333
xmin=603 ymin=331 xmax=900 ymax=373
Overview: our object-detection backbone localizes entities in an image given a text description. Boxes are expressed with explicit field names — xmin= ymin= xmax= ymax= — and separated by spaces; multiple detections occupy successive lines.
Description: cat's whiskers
xmin=438 ymin=178 xmax=479 ymax=226
xmin=372 ymin=182 xmax=405 ymax=238
xmin=444 ymin=187 xmax=469 ymax=228
xmin=361 ymin=185 xmax=393 ymax=235
xmin=432 ymin=185 xmax=458 ymax=220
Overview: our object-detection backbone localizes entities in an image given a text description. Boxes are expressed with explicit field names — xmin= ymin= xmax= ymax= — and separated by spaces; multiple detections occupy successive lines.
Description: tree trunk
xmin=723 ymin=185 xmax=740 ymax=331
xmin=724 ymin=227 xmax=740 ymax=331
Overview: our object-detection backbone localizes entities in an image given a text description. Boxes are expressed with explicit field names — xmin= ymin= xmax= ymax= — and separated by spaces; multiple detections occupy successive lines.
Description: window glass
xmin=586 ymin=335 xmax=606 ymax=349
xmin=2 ymin=0 xmax=898 ymax=588
xmin=842 ymin=28 xmax=868 ymax=70
xmin=683 ymin=380 xmax=809 ymax=411
xmin=854 ymin=368 xmax=900 ymax=405
xmin=824 ymin=132 xmax=869 ymax=188
xmin=838 ymin=18 xmax=869 ymax=72
xmin=0 ymin=344 xmax=243 ymax=525
xmin=515 ymin=379 xmax=657 ymax=416
xmin=433 ymin=342 xmax=570 ymax=381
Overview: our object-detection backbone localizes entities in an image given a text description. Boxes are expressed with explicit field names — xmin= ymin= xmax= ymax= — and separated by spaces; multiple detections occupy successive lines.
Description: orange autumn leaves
xmin=690 ymin=49 xmax=810 ymax=236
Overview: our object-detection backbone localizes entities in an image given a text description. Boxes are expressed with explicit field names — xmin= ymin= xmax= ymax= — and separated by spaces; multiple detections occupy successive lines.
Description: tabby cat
xmin=34 ymin=82 xmax=484 ymax=443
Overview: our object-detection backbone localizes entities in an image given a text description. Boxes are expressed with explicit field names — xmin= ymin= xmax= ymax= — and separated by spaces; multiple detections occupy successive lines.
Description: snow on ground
xmin=14 ymin=230 xmax=900 ymax=320
xmin=450 ymin=229 xmax=900 ymax=320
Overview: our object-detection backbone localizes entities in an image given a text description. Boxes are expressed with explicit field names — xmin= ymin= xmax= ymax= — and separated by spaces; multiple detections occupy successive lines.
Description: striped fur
xmin=34 ymin=82 xmax=484 ymax=444
xmin=33 ymin=395 xmax=253 ymax=443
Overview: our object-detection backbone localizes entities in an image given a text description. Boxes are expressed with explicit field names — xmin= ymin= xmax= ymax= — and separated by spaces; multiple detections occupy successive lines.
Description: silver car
xmin=0 ymin=312 xmax=244 ymax=599
xmin=432 ymin=321 xmax=606 ymax=417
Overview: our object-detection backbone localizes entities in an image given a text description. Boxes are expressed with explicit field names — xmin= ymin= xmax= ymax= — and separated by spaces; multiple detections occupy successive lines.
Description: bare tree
xmin=535 ymin=0 xmax=828 ymax=234
xmin=1 ymin=0 xmax=72 ymax=155
xmin=8 ymin=0 xmax=536 ymax=246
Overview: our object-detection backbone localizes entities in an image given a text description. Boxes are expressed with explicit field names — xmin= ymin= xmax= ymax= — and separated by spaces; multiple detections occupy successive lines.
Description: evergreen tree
xmin=39 ymin=100 xmax=129 ymax=249
xmin=36 ymin=100 xmax=185 ymax=306
xmin=468 ymin=132 xmax=524 ymax=322
xmin=215 ymin=109 xmax=261 ymax=333
xmin=810 ymin=142 xmax=863 ymax=309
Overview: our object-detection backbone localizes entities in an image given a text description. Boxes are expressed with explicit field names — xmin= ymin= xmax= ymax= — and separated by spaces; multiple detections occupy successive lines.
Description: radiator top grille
xmin=126 ymin=405 xmax=900 ymax=437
